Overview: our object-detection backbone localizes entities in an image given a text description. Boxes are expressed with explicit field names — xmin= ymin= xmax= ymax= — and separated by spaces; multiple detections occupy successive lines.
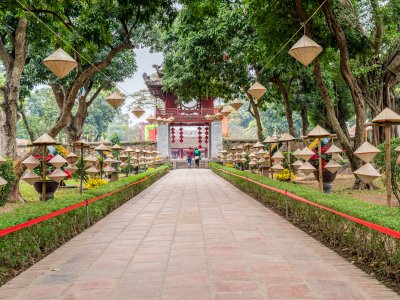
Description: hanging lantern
xmin=107 ymin=91 xmax=125 ymax=109
xmin=43 ymin=48 xmax=77 ymax=79
xmin=49 ymin=154 xmax=68 ymax=169
xmin=298 ymin=161 xmax=316 ymax=176
xmin=22 ymin=155 xmax=40 ymax=170
xmin=48 ymin=169 xmax=67 ymax=183
xmin=132 ymin=106 xmax=145 ymax=118
xmin=147 ymin=114 xmax=157 ymax=124
xmin=288 ymin=35 xmax=323 ymax=67
xmin=22 ymin=170 xmax=40 ymax=185
xmin=66 ymin=152 xmax=79 ymax=164
xmin=324 ymin=160 xmax=341 ymax=173
xmin=354 ymin=141 xmax=380 ymax=163
xmin=220 ymin=106 xmax=232 ymax=117
xmin=229 ymin=99 xmax=243 ymax=111
xmin=353 ymin=163 xmax=381 ymax=184
xmin=248 ymin=81 xmax=267 ymax=101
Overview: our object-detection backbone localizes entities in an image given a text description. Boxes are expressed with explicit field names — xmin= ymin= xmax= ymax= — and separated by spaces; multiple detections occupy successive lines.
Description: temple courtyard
xmin=0 ymin=169 xmax=397 ymax=300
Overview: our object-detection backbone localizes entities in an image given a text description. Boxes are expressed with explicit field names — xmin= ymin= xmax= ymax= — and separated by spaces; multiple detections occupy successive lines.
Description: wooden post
xmin=41 ymin=145 xmax=47 ymax=202
xmin=385 ymin=125 xmax=392 ymax=207
xmin=287 ymin=141 xmax=292 ymax=183
xmin=318 ymin=140 xmax=323 ymax=192
xmin=79 ymin=147 xmax=83 ymax=195
xmin=269 ymin=144 xmax=273 ymax=179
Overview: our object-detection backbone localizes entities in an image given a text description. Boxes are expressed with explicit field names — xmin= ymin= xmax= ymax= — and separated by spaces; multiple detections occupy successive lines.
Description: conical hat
xmin=132 ymin=106 xmax=145 ymax=118
xmin=292 ymin=160 xmax=304 ymax=169
xmin=324 ymin=160 xmax=341 ymax=173
xmin=107 ymin=91 xmax=125 ymax=109
xmin=253 ymin=141 xmax=264 ymax=148
xmin=146 ymin=115 xmax=157 ymax=124
xmin=298 ymin=161 xmax=316 ymax=176
xmin=263 ymin=136 xmax=275 ymax=143
xmin=279 ymin=133 xmax=295 ymax=142
xmin=271 ymin=163 xmax=284 ymax=171
xmin=288 ymin=35 xmax=323 ymax=67
xmin=120 ymin=162 xmax=128 ymax=168
xmin=43 ymin=48 xmax=77 ymax=79
xmin=22 ymin=170 xmax=40 ymax=185
xmin=297 ymin=147 xmax=315 ymax=161
xmin=111 ymin=144 xmax=123 ymax=150
xmin=220 ymin=106 xmax=232 ymax=117
xmin=257 ymin=149 xmax=266 ymax=155
xmin=240 ymin=157 xmax=247 ymax=163
xmin=258 ymin=157 xmax=267 ymax=164
xmin=48 ymin=169 xmax=67 ymax=183
xmin=74 ymin=139 xmax=90 ymax=148
xmin=86 ymin=166 xmax=99 ymax=176
xmin=0 ymin=155 xmax=6 ymax=165
xmin=272 ymin=150 xmax=285 ymax=160
xmin=308 ymin=125 xmax=330 ymax=137
xmin=95 ymin=144 xmax=109 ymax=151
xmin=49 ymin=154 xmax=68 ymax=169
xmin=325 ymin=144 xmax=342 ymax=154
xmin=354 ymin=142 xmax=380 ymax=163
xmin=292 ymin=148 xmax=302 ymax=158
xmin=119 ymin=154 xmax=128 ymax=162
xmin=241 ymin=151 xmax=247 ymax=157
xmin=248 ymin=81 xmax=267 ymax=100
xmin=104 ymin=157 xmax=114 ymax=165
xmin=372 ymin=108 xmax=400 ymax=123
xmin=0 ymin=176 xmax=7 ymax=187
xmin=33 ymin=133 xmax=56 ymax=145
xmin=230 ymin=99 xmax=243 ymax=111
xmin=353 ymin=163 xmax=381 ymax=184
xmin=66 ymin=152 xmax=79 ymax=164
xmin=85 ymin=155 xmax=97 ymax=164
xmin=214 ymin=112 xmax=223 ymax=120
xmin=22 ymin=155 xmax=40 ymax=170
xmin=66 ymin=164 xmax=78 ymax=174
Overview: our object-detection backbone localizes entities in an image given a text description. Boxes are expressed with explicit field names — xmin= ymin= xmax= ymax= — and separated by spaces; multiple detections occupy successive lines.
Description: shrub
xmin=274 ymin=168 xmax=295 ymax=181
xmin=85 ymin=178 xmax=108 ymax=189
xmin=0 ymin=159 xmax=16 ymax=206
xmin=0 ymin=164 xmax=170 ymax=285
xmin=210 ymin=163 xmax=400 ymax=292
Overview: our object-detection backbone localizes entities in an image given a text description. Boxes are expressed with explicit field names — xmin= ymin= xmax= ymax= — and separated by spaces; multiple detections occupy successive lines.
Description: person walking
xmin=194 ymin=147 xmax=201 ymax=169
xmin=186 ymin=147 xmax=194 ymax=169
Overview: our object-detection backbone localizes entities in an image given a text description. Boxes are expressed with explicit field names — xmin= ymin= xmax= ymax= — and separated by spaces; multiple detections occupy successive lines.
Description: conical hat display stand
xmin=32 ymin=133 xmax=57 ymax=202
xmin=367 ymin=108 xmax=400 ymax=206
xmin=307 ymin=125 xmax=331 ymax=192
xmin=278 ymin=133 xmax=295 ymax=182
xmin=263 ymin=135 xmax=277 ymax=179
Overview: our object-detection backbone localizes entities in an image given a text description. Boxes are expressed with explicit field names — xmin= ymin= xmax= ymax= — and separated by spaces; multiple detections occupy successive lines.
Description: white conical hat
xmin=354 ymin=142 xmax=380 ymax=163
xmin=372 ymin=108 xmax=400 ymax=123
xmin=0 ymin=155 xmax=6 ymax=165
xmin=33 ymin=133 xmax=56 ymax=145
xmin=22 ymin=170 xmax=40 ymax=185
xmin=48 ymin=169 xmax=67 ymax=183
xmin=353 ymin=163 xmax=381 ymax=184
xmin=298 ymin=161 xmax=316 ymax=176
xmin=229 ymin=99 xmax=243 ymax=111
xmin=324 ymin=160 xmax=341 ymax=173
xmin=0 ymin=176 xmax=7 ymax=187
xmin=308 ymin=125 xmax=330 ymax=137
xmin=248 ymin=81 xmax=267 ymax=100
xmin=49 ymin=154 xmax=68 ymax=169
xmin=278 ymin=133 xmax=295 ymax=142
xmin=253 ymin=141 xmax=264 ymax=148
xmin=65 ymin=152 xmax=79 ymax=164
xmin=297 ymin=147 xmax=315 ymax=161
xmin=95 ymin=144 xmax=109 ymax=151
xmin=292 ymin=160 xmax=304 ymax=169
xmin=272 ymin=150 xmax=285 ymax=160
xmin=325 ymin=144 xmax=342 ymax=154
xmin=263 ymin=136 xmax=276 ymax=143
xmin=22 ymin=155 xmax=40 ymax=170
xmin=107 ymin=91 xmax=125 ymax=109
xmin=292 ymin=148 xmax=302 ymax=159
xmin=271 ymin=163 xmax=284 ymax=171
xmin=86 ymin=166 xmax=99 ymax=176
xmin=66 ymin=164 xmax=78 ymax=174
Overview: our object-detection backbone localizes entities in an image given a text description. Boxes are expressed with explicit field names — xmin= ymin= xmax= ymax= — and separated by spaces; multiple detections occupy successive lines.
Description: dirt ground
xmin=295 ymin=172 xmax=400 ymax=207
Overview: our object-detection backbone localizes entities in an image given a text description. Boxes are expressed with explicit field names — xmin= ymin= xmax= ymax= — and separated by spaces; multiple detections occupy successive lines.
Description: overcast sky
xmin=118 ymin=48 xmax=164 ymax=124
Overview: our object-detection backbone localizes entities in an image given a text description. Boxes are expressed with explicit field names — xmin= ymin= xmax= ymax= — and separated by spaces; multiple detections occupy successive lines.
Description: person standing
xmin=186 ymin=147 xmax=194 ymax=169
xmin=194 ymin=147 xmax=201 ymax=169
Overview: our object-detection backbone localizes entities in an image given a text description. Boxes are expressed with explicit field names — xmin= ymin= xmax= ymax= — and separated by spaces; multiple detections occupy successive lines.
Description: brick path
xmin=0 ymin=169 xmax=398 ymax=299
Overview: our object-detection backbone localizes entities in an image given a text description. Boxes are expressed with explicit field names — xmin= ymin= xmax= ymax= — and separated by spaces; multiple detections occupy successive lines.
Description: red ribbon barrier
xmin=214 ymin=167 xmax=400 ymax=239
xmin=0 ymin=172 xmax=160 ymax=237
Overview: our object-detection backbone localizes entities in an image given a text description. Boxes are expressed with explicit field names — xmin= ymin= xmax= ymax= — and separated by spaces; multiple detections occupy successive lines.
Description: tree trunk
xmin=271 ymin=75 xmax=295 ymax=136
xmin=247 ymin=94 xmax=263 ymax=141
xmin=300 ymin=106 xmax=308 ymax=137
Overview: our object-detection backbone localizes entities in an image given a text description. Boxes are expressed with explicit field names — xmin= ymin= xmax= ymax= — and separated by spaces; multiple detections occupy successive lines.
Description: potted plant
xmin=32 ymin=154 xmax=60 ymax=200
xmin=309 ymin=146 xmax=338 ymax=193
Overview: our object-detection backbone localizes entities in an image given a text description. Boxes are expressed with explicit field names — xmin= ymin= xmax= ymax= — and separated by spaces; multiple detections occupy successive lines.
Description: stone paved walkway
xmin=0 ymin=169 xmax=398 ymax=300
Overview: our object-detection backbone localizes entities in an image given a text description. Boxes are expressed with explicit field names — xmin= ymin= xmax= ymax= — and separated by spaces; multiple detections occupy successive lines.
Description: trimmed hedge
xmin=0 ymin=164 xmax=170 ymax=285
xmin=211 ymin=163 xmax=400 ymax=292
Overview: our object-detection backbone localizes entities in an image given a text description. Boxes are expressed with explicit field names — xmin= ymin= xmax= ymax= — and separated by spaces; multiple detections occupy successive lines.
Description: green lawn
xmin=19 ymin=179 xmax=80 ymax=203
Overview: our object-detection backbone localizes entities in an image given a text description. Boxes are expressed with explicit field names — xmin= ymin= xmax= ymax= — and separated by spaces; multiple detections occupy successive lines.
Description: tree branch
xmin=22 ymin=7 xmax=74 ymax=32
xmin=87 ymin=85 xmax=103 ymax=107
xmin=369 ymin=0 xmax=383 ymax=55
xmin=0 ymin=37 xmax=11 ymax=69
